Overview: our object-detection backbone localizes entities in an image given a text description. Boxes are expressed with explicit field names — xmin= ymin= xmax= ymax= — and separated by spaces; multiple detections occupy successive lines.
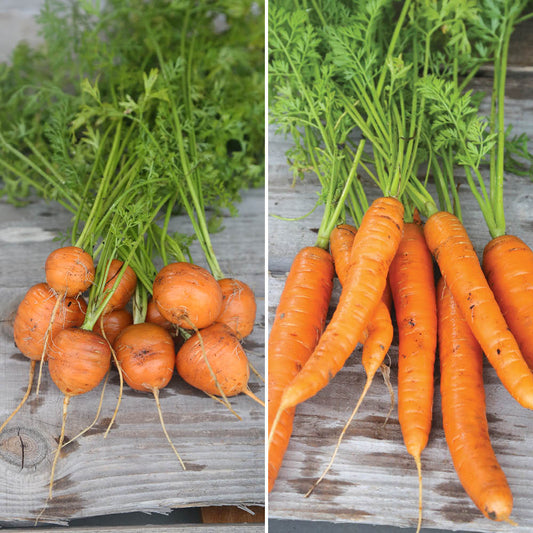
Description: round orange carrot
xmin=101 ymin=259 xmax=137 ymax=314
xmin=45 ymin=327 xmax=111 ymax=500
xmin=115 ymin=322 xmax=175 ymax=392
xmin=268 ymin=246 xmax=334 ymax=492
xmin=93 ymin=308 xmax=133 ymax=346
xmin=216 ymin=278 xmax=257 ymax=339
xmin=45 ymin=246 xmax=95 ymax=297
xmin=424 ymin=211 xmax=533 ymax=409
xmin=14 ymin=283 xmax=87 ymax=361
xmin=146 ymin=298 xmax=175 ymax=332
xmin=483 ymin=234 xmax=533 ymax=371
xmin=48 ymin=328 xmax=111 ymax=397
xmin=1 ymin=284 xmax=86 ymax=434
xmin=153 ymin=262 xmax=223 ymax=330
xmin=390 ymin=221 xmax=437 ymax=532
xmin=277 ymin=197 xmax=404 ymax=411
xmin=437 ymin=277 xmax=513 ymax=522
xmin=176 ymin=322 xmax=251 ymax=398
xmin=114 ymin=322 xmax=185 ymax=469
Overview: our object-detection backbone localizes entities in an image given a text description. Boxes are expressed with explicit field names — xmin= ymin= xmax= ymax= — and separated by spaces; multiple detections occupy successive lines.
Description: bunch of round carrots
xmin=0 ymin=3 xmax=264 ymax=521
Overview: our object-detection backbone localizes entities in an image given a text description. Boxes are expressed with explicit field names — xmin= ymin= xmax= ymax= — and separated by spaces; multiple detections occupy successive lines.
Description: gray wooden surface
xmin=267 ymin=78 xmax=533 ymax=532
xmin=0 ymin=193 xmax=265 ymax=528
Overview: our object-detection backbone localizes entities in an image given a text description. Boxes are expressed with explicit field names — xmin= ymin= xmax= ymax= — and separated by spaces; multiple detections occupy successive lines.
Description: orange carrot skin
xmin=114 ymin=323 xmax=175 ymax=392
xmin=216 ymin=278 xmax=257 ymax=339
xmin=330 ymin=224 xmax=357 ymax=285
xmin=93 ymin=308 xmax=133 ymax=346
xmin=483 ymin=234 xmax=533 ymax=371
xmin=176 ymin=322 xmax=249 ymax=396
xmin=14 ymin=283 xmax=87 ymax=361
xmin=390 ymin=222 xmax=437 ymax=458
xmin=268 ymin=246 xmax=334 ymax=492
xmin=424 ymin=211 xmax=533 ymax=409
xmin=146 ymin=299 xmax=175 ymax=332
xmin=437 ymin=278 xmax=513 ymax=521
xmin=101 ymin=259 xmax=137 ymax=314
xmin=45 ymin=246 xmax=95 ymax=297
xmin=153 ymin=262 xmax=223 ymax=330
xmin=281 ymin=197 xmax=404 ymax=410
xmin=361 ymin=301 xmax=393 ymax=378
xmin=330 ymin=223 xmax=392 ymax=346
xmin=48 ymin=328 xmax=111 ymax=396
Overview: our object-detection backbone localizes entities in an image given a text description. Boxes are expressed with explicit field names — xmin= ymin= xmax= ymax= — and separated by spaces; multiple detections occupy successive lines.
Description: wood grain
xmin=267 ymin=75 xmax=533 ymax=532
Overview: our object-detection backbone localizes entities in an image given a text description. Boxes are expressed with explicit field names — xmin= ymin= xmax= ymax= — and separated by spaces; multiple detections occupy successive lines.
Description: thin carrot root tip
xmin=152 ymin=388 xmax=186 ymax=470
xmin=306 ymin=378 xmax=372 ymax=498
xmin=244 ymin=388 xmax=265 ymax=407
xmin=414 ymin=455 xmax=423 ymax=533
xmin=63 ymin=372 xmax=109 ymax=447
xmin=0 ymin=360 xmax=36 ymax=435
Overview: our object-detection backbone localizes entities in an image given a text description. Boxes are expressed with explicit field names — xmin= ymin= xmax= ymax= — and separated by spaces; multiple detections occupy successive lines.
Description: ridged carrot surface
xmin=483 ymin=234 xmax=533 ymax=371
xmin=268 ymin=246 xmax=334 ymax=492
xmin=424 ymin=211 xmax=533 ymax=409
xmin=390 ymin=222 xmax=437 ymax=459
xmin=279 ymin=197 xmax=404 ymax=410
xmin=437 ymin=278 xmax=513 ymax=522
xmin=330 ymin=223 xmax=392 ymax=311
xmin=330 ymin=222 xmax=393 ymax=358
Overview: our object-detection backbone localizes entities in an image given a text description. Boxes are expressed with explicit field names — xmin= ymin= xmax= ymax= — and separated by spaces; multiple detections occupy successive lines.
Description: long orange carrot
xmin=273 ymin=197 xmax=403 ymax=417
xmin=390 ymin=221 xmax=437 ymax=533
xmin=483 ymin=234 xmax=533 ymax=371
xmin=330 ymin=223 xmax=395 ymax=413
xmin=268 ymin=246 xmax=334 ymax=492
xmin=437 ymin=277 xmax=514 ymax=522
xmin=424 ymin=211 xmax=533 ymax=409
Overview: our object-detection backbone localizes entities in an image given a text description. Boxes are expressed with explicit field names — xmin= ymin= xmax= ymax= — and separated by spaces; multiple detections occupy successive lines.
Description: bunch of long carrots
xmin=269 ymin=0 xmax=533 ymax=529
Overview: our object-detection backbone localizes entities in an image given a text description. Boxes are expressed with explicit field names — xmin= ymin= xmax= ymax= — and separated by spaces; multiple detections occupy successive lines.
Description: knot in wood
xmin=0 ymin=427 xmax=48 ymax=468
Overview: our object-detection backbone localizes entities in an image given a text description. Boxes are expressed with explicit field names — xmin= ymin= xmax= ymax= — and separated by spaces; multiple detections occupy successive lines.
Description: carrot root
xmin=243 ymin=388 xmax=265 ymax=407
xmin=248 ymin=360 xmax=265 ymax=383
xmin=414 ymin=454 xmax=422 ymax=533
xmin=379 ymin=361 xmax=394 ymax=427
xmin=36 ymin=292 xmax=63 ymax=396
xmin=102 ymin=316 xmax=124 ymax=438
xmin=306 ymin=376 xmax=373 ymax=498
xmin=0 ymin=360 xmax=36 ymax=435
xmin=63 ymin=372 xmax=109 ymax=447
xmin=152 ymin=388 xmax=186 ymax=470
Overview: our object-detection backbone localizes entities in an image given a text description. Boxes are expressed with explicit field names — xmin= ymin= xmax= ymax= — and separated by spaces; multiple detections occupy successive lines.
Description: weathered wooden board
xmin=6 ymin=526 xmax=265 ymax=533
xmin=267 ymin=77 xmax=533 ymax=533
xmin=0 ymin=189 xmax=265 ymax=527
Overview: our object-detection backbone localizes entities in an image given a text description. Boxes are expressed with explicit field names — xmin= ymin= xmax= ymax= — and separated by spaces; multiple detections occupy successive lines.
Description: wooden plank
xmin=6 ymin=525 xmax=265 ymax=533
xmin=267 ymin=75 xmax=533 ymax=532
xmin=0 ymin=189 xmax=265 ymax=527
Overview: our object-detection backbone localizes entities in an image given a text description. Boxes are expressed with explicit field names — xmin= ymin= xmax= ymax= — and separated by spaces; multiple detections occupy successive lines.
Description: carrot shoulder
xmin=268 ymin=246 xmax=334 ymax=492
xmin=279 ymin=197 xmax=404 ymax=411
xmin=424 ymin=211 xmax=533 ymax=409
xmin=438 ymin=278 xmax=513 ymax=522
